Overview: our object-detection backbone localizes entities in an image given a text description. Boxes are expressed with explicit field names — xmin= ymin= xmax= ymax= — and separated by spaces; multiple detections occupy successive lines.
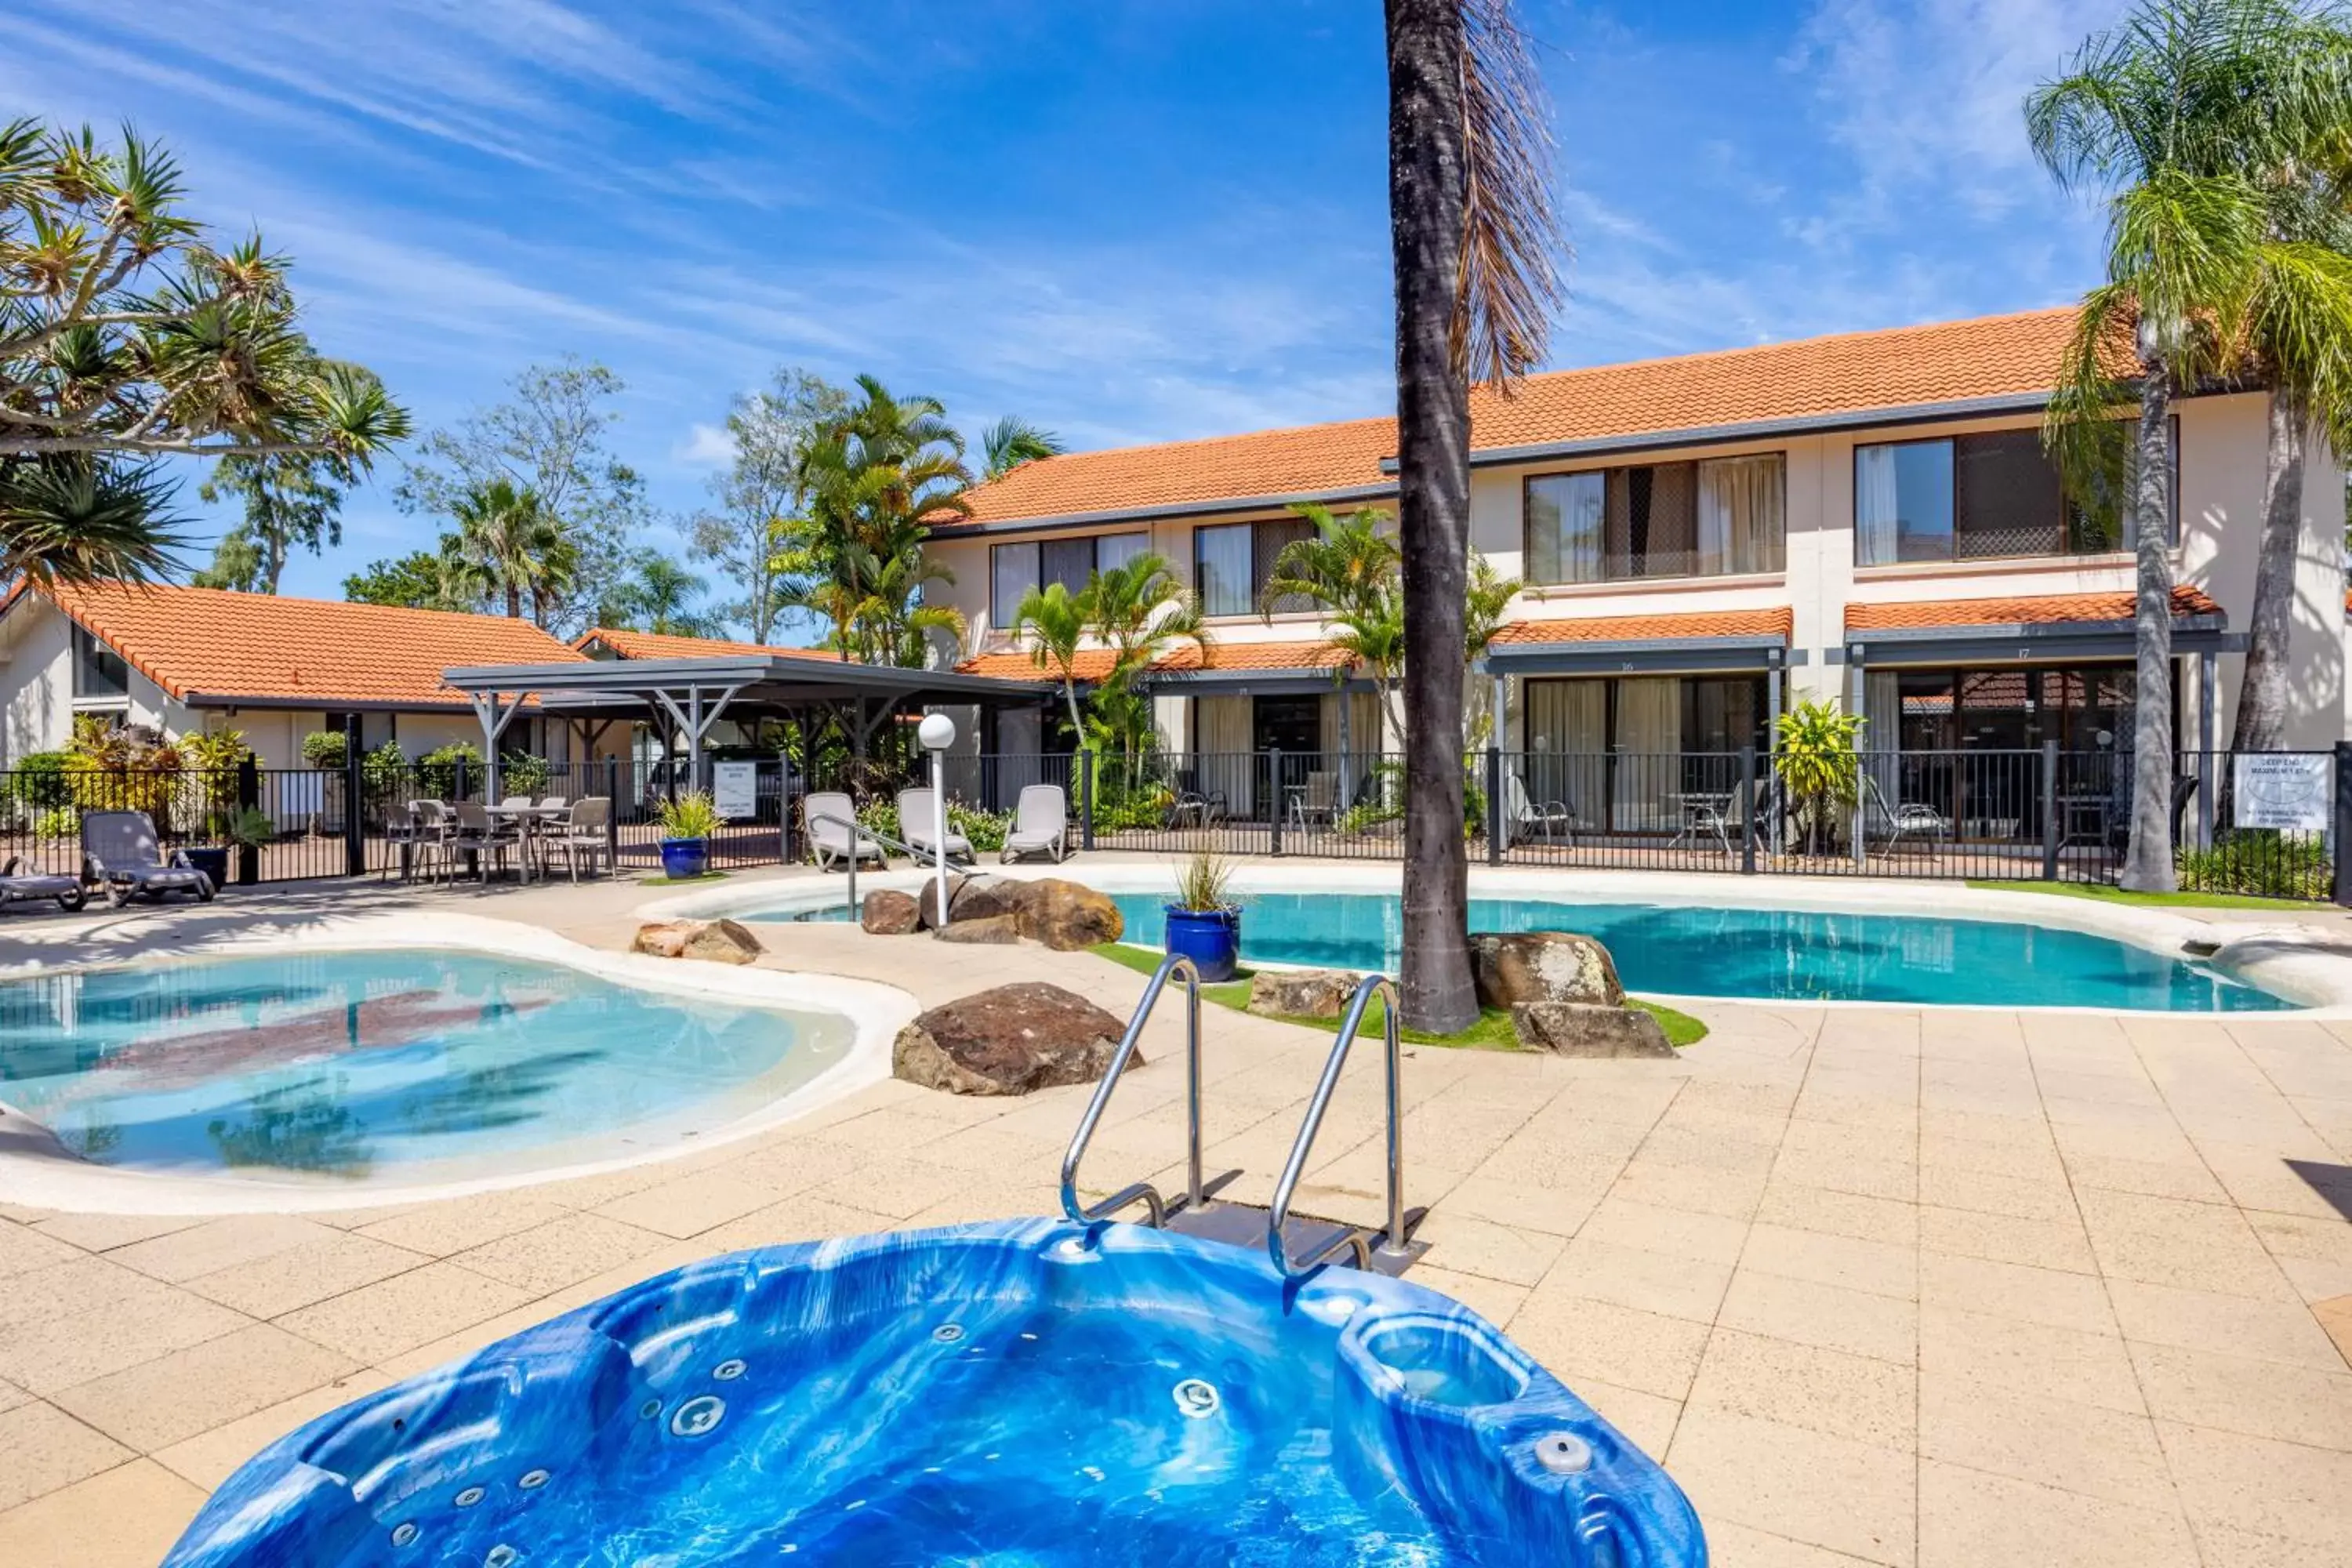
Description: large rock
xmin=917 ymin=874 xmax=1025 ymax=931
xmin=892 ymin=982 xmax=1138 ymax=1096
xmin=1471 ymin=931 xmax=1624 ymax=1009
xmin=1011 ymin=877 xmax=1124 ymax=951
xmin=631 ymin=918 xmax=764 ymax=966
xmin=1511 ymin=1002 xmax=1673 ymax=1058
xmin=861 ymin=888 xmax=920 ymax=935
xmin=1247 ymin=967 xmax=1362 ymax=1020
xmin=934 ymin=913 xmax=1022 ymax=945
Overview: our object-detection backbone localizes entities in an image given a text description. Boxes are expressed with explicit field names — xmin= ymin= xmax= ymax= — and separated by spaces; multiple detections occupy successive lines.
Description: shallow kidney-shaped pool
xmin=162 ymin=1220 xmax=1705 ymax=1566
xmin=0 ymin=949 xmax=854 ymax=1184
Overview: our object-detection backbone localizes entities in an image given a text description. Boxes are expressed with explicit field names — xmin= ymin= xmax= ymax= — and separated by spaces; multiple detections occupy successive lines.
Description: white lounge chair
xmin=81 ymin=811 xmax=212 ymax=906
xmin=803 ymin=792 xmax=883 ymax=872
xmin=1000 ymin=784 xmax=1069 ymax=864
xmin=0 ymin=855 xmax=85 ymax=913
xmin=898 ymin=789 xmax=974 ymax=866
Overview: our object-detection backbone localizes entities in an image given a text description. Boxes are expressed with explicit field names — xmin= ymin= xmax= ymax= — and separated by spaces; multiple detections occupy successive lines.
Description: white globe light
xmin=917 ymin=712 xmax=956 ymax=751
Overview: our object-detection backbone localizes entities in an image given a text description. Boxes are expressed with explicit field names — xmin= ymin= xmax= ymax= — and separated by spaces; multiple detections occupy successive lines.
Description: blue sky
xmin=1 ymin=0 xmax=2122 ymax=618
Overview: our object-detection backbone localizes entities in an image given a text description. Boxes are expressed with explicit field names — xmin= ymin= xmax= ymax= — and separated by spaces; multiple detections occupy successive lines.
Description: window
xmin=71 ymin=625 xmax=127 ymax=701
xmin=1855 ymin=426 xmax=2176 ymax=566
xmin=1191 ymin=518 xmax=1316 ymax=617
xmin=989 ymin=532 xmax=1151 ymax=627
xmin=1524 ymin=455 xmax=1783 ymax=584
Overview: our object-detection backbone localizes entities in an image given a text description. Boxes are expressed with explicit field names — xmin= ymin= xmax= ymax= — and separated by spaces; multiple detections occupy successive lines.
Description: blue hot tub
xmin=162 ymin=1219 xmax=1704 ymax=1566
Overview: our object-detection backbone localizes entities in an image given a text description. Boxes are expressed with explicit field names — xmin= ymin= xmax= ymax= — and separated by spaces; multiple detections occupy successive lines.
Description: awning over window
xmin=1483 ymin=608 xmax=1796 ymax=676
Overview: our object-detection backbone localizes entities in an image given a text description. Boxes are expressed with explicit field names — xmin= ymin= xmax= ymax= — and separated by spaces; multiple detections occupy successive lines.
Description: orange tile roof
xmin=1846 ymin=587 xmax=2220 ymax=633
xmin=957 ymin=307 xmax=2088 ymax=529
xmin=6 ymin=581 xmax=584 ymax=707
xmin=1492 ymin=608 xmax=1795 ymax=645
xmin=956 ymin=640 xmax=1350 ymax=681
xmin=575 ymin=627 xmax=837 ymax=662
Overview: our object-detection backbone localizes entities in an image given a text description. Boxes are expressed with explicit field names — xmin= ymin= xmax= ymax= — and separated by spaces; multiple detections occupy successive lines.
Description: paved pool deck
xmin=2 ymin=862 xmax=2350 ymax=1566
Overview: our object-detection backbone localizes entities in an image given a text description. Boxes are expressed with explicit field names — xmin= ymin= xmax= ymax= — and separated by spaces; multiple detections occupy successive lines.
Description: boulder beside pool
xmin=918 ymin=875 xmax=1025 ymax=930
xmin=1247 ymin=967 xmax=1361 ymax=1019
xmin=861 ymin=888 xmax=920 ymax=935
xmin=1011 ymin=878 xmax=1123 ymax=950
xmin=893 ymin=982 xmax=1138 ymax=1095
xmin=1512 ymin=1000 xmax=1675 ymax=1058
xmin=630 ymin=918 xmax=764 ymax=965
xmin=1470 ymin=931 xmax=1625 ymax=1007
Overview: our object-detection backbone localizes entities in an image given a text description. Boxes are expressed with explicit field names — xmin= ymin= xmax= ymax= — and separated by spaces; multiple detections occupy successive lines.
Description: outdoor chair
xmin=543 ymin=797 xmax=610 ymax=884
xmin=1291 ymin=771 xmax=1339 ymax=833
xmin=1671 ymin=776 xmax=1752 ymax=855
xmin=0 ymin=855 xmax=85 ymax=913
xmin=448 ymin=800 xmax=517 ymax=881
xmin=536 ymin=793 xmax=568 ymax=811
xmin=1000 ymin=784 xmax=1069 ymax=864
xmin=1503 ymin=771 xmax=1585 ymax=845
xmin=81 ymin=811 xmax=213 ymax=907
xmin=898 ymin=789 xmax=975 ymax=866
xmin=400 ymin=799 xmax=455 ymax=884
xmin=1862 ymin=774 xmax=1951 ymax=853
xmin=803 ymin=792 xmax=884 ymax=872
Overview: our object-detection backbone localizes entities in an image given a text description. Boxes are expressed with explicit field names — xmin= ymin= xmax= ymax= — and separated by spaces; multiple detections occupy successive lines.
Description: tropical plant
xmin=0 ymin=119 xmax=409 ymax=588
xmin=63 ymin=716 xmax=180 ymax=823
xmin=691 ymin=367 xmax=849 ymax=642
xmin=7 ymin=750 xmax=73 ymax=811
xmin=223 ymin=805 xmax=276 ymax=851
xmin=177 ymin=728 xmax=250 ymax=839
xmin=981 ymin=415 xmax=1067 ymax=481
xmin=194 ymin=449 xmax=351 ymax=593
xmin=2030 ymin=0 xmax=2352 ymax=889
xmin=657 ymin=790 xmax=721 ymax=841
xmin=2177 ymin=828 xmax=2331 ymax=897
xmin=1386 ymin=0 xmax=1563 ymax=1030
xmin=1013 ymin=579 xmax=1091 ymax=737
xmin=1084 ymin=550 xmax=1207 ymax=772
xmin=300 ymin=731 xmax=348 ymax=769
xmin=1773 ymin=700 xmax=1865 ymax=856
xmin=600 ymin=551 xmax=722 ymax=637
xmin=442 ymin=477 xmax=578 ymax=622
xmin=1463 ymin=554 xmax=1522 ymax=748
xmin=1172 ymin=850 xmax=1238 ymax=913
xmin=342 ymin=543 xmax=466 ymax=609
xmin=496 ymin=750 xmax=553 ymax=798
xmin=34 ymin=805 xmax=78 ymax=841
xmin=1262 ymin=504 xmax=1409 ymax=742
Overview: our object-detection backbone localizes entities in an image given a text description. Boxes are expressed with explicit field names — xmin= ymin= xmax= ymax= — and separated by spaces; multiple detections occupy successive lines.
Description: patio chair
xmin=1862 ymin=774 xmax=1951 ymax=853
xmin=803 ymin=792 xmax=884 ymax=872
xmin=898 ymin=789 xmax=974 ymax=866
xmin=80 ymin=811 xmax=212 ymax=906
xmin=1000 ymin=784 xmax=1069 ymax=864
xmin=0 ymin=855 xmax=85 ymax=913
xmin=1291 ymin=771 xmax=1339 ymax=833
xmin=1502 ymin=771 xmax=1585 ymax=845
xmin=401 ymin=799 xmax=455 ymax=884
xmin=543 ymin=797 xmax=610 ymax=884
xmin=1671 ymin=775 xmax=1752 ymax=855
xmin=448 ymin=800 xmax=517 ymax=881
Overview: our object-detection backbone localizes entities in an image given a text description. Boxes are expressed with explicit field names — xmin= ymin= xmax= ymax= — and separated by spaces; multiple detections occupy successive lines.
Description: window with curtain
xmin=1525 ymin=471 xmax=1605 ymax=584
xmin=1254 ymin=517 xmax=1315 ymax=613
xmin=1854 ymin=439 xmax=1955 ymax=564
xmin=1857 ymin=425 xmax=2176 ymax=566
xmin=990 ymin=532 xmax=1157 ymax=627
xmin=1605 ymin=463 xmax=1699 ymax=579
xmin=1040 ymin=537 xmax=1094 ymax=595
xmin=1695 ymin=454 xmax=1786 ymax=575
xmin=1094 ymin=531 xmax=1149 ymax=575
xmin=1193 ymin=523 xmax=1254 ymax=616
xmin=990 ymin=543 xmax=1040 ymax=629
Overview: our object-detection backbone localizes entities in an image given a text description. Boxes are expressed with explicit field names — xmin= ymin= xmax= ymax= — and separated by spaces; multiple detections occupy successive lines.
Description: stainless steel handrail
xmin=1060 ymin=950 xmax=1203 ymax=1229
xmin=806 ymin=810 xmax=954 ymax=920
xmin=1268 ymin=973 xmax=1410 ymax=1279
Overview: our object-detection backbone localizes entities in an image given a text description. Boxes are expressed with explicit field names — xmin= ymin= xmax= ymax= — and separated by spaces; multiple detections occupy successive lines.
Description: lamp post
xmin=917 ymin=711 xmax=956 ymax=924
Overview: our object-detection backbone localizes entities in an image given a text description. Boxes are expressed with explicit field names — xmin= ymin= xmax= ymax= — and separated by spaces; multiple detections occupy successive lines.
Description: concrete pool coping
xmin=645 ymin=861 xmax=2352 ymax=1016
xmin=0 ymin=910 xmax=911 ymax=1217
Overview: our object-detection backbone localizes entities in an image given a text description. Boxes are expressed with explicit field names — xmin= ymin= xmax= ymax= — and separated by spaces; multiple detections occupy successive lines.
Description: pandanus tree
xmin=2030 ymin=0 xmax=2352 ymax=889
xmin=0 ymin=119 xmax=408 ymax=586
xmin=1385 ymin=0 xmax=1562 ymax=1029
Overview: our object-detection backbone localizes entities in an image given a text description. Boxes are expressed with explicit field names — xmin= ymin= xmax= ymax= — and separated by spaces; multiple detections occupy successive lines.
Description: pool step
xmin=1164 ymin=1196 xmax=1429 ymax=1278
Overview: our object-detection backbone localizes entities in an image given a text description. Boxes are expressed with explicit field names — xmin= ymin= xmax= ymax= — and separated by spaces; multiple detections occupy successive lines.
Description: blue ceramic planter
xmin=1164 ymin=904 xmax=1241 ymax=982
xmin=659 ymin=838 xmax=709 ymax=880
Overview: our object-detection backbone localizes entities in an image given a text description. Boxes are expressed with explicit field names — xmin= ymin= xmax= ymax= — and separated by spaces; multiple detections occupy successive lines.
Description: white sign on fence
xmin=711 ymin=761 xmax=757 ymax=821
xmin=2234 ymin=753 xmax=2331 ymax=832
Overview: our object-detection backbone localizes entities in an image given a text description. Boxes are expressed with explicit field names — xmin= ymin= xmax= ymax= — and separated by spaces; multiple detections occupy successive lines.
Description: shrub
xmin=416 ymin=741 xmax=482 ymax=799
xmin=497 ymin=750 xmax=553 ymax=798
xmin=64 ymin=716 xmax=180 ymax=826
xmin=299 ymin=730 xmax=348 ymax=769
xmin=362 ymin=739 xmax=409 ymax=786
xmin=853 ymin=796 xmax=901 ymax=844
xmin=8 ymin=750 xmax=73 ymax=811
xmin=2176 ymin=830 xmax=2332 ymax=900
xmin=949 ymin=802 xmax=1011 ymax=852
xmin=1774 ymin=699 xmax=1864 ymax=855
xmin=34 ymin=805 xmax=78 ymax=840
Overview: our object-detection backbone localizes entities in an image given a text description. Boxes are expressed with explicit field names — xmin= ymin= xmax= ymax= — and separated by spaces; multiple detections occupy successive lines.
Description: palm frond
xmin=1455 ymin=0 xmax=1566 ymax=389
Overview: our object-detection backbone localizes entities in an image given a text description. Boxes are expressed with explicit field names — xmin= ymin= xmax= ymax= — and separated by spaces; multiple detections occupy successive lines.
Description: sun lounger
xmin=898 ymin=788 xmax=974 ymax=865
xmin=803 ymin=792 xmax=884 ymax=871
xmin=0 ymin=855 xmax=85 ymax=912
xmin=1000 ymin=784 xmax=1069 ymax=863
xmin=80 ymin=811 xmax=213 ymax=906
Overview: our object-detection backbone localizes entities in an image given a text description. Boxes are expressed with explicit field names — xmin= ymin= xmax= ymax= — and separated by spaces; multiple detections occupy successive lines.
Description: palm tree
xmin=1261 ymin=506 xmax=1409 ymax=745
xmin=1463 ymin=554 xmax=1523 ymax=748
xmin=1014 ymin=579 xmax=1091 ymax=738
xmin=603 ymin=552 xmax=722 ymax=637
xmin=2030 ymin=0 xmax=2352 ymax=889
xmin=981 ymin=416 xmax=1066 ymax=481
xmin=1385 ymin=0 xmax=1563 ymax=1030
xmin=1085 ymin=551 xmax=1210 ymax=778
xmin=445 ymin=478 xmax=572 ymax=621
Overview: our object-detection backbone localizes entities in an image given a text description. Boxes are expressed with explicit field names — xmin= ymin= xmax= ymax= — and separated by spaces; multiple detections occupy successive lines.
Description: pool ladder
xmin=1059 ymin=953 xmax=1425 ymax=1278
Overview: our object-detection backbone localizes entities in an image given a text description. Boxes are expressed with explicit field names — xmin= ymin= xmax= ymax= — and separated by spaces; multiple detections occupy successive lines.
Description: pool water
xmin=164 ymin=1221 xmax=1706 ymax=1567
xmin=0 ymin=950 xmax=852 ymax=1181
xmin=1099 ymin=891 xmax=2293 ymax=1012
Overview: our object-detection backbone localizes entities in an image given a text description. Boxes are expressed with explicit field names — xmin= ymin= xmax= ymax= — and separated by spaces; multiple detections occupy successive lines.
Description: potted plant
xmin=1164 ymin=851 xmax=1242 ymax=981
xmin=657 ymin=791 xmax=720 ymax=880
xmin=225 ymin=806 xmax=274 ymax=887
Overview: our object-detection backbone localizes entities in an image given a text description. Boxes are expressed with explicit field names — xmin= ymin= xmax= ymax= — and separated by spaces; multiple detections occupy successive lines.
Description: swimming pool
xmin=0 ymin=948 xmax=856 ymax=1185
xmin=1092 ymin=891 xmax=2294 ymax=1011
xmin=162 ymin=1219 xmax=1704 ymax=1566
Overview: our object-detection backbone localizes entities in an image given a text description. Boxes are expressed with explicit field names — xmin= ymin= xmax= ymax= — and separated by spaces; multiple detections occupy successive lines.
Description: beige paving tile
xmin=1917 ymin=1203 xmax=2096 ymax=1273
xmin=1700 ymin=1520 xmax=1888 ymax=1566
xmin=1918 ymin=1250 xmax=2118 ymax=1336
xmin=1665 ymin=1406 xmax=1915 ymax=1566
xmin=152 ymin=1370 xmax=394 ymax=1490
xmin=1439 ymin=1173 xmax=1607 ymax=1236
xmin=1572 ymin=1375 xmax=1680 ymax=1458
xmin=182 ymin=1232 xmax=430 ymax=1318
xmin=26 ymin=1213 xmax=203 ymax=1253
xmin=1547 ymin=1234 xmax=1731 ymax=1323
xmin=1606 ymin=1157 xmax=1769 ymax=1220
xmin=0 ymin=1402 xmax=135 ymax=1510
xmin=2060 ymin=1149 xmax=2230 ymax=1204
xmin=1739 ymin=1222 xmax=1916 ymax=1301
xmin=2107 ymin=1279 xmax=2350 ymax=1370
xmin=0 ymin=1458 xmax=206 ymax=1568
xmin=1916 ymin=1459 xmax=2198 ymax=1568
xmin=1401 ymin=1264 xmax=1529 ymax=1328
xmin=0 ymin=1258 xmax=249 ymax=1396
xmin=1505 ymin=1289 xmax=1711 ymax=1401
xmin=694 ymin=1196 xmax=906 ymax=1252
xmin=353 ymin=1191 xmax=573 ymax=1255
xmin=2077 ymin=1187 xmax=2300 ymax=1301
xmin=1716 ymin=1269 xmax=1918 ymax=1367
xmin=0 ymin=1218 xmax=83 ymax=1278
xmin=805 ymin=1157 xmax=989 ymax=1221
xmin=448 ymin=1212 xmax=672 ymax=1298
xmin=104 ymin=1214 xmax=328 ymax=1284
xmin=1753 ymin=1181 xmax=1917 ymax=1247
xmin=275 ymin=1261 xmax=532 ymax=1365
xmin=1410 ymin=1212 xmax=1566 ymax=1287
xmin=1578 ymin=1194 xmax=1750 ymax=1265
xmin=1687 ymin=1327 xmax=1915 ymax=1450
xmin=1917 ymin=1374 xmax=2176 ymax=1510
xmin=1915 ymin=1164 xmax=2078 ymax=1223
xmin=2129 ymin=1341 xmax=2352 ymax=1450
xmin=45 ymin=1324 xmax=360 ymax=1454
xmin=1920 ymin=1305 xmax=2145 ymax=1414
xmin=589 ymin=1167 xmax=791 ymax=1238
xmin=2157 ymin=1419 xmax=2352 ymax=1555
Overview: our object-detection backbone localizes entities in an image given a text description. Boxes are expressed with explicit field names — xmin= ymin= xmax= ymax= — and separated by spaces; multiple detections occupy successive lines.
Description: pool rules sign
xmin=711 ymin=762 xmax=758 ymax=821
xmin=2234 ymin=753 xmax=2331 ymax=832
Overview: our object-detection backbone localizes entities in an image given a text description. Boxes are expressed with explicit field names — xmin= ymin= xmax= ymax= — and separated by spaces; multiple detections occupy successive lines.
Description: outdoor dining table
xmin=481 ymin=803 xmax=571 ymax=882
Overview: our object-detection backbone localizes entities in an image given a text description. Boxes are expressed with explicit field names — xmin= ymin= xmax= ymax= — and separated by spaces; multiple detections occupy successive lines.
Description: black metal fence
xmin=0 ymin=741 xmax=2338 ymax=902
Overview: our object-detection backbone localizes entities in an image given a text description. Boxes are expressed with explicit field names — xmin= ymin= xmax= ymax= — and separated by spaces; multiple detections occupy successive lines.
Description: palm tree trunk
xmin=505 ymin=585 xmax=522 ymax=619
xmin=2229 ymin=393 xmax=2302 ymax=758
xmin=1387 ymin=0 xmax=1478 ymax=1033
xmin=2120 ymin=368 xmax=2178 ymax=892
